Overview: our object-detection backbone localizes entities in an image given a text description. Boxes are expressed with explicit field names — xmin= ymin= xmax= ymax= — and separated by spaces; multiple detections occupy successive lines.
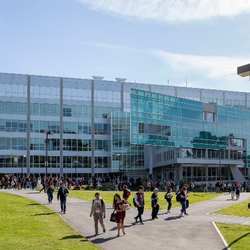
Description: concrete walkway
xmin=1 ymin=190 xmax=250 ymax=250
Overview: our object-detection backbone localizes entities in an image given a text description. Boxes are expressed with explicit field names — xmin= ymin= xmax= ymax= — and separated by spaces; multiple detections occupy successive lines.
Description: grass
xmin=0 ymin=193 xmax=100 ymax=250
xmin=212 ymin=199 xmax=250 ymax=217
xmin=216 ymin=223 xmax=250 ymax=250
xmin=58 ymin=190 xmax=221 ymax=210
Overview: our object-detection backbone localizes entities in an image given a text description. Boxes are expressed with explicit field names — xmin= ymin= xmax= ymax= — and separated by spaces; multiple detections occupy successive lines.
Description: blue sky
xmin=0 ymin=0 xmax=250 ymax=91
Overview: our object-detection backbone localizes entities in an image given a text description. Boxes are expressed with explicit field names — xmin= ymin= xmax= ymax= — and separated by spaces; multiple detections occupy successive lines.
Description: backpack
xmin=133 ymin=197 xmax=138 ymax=207
xmin=176 ymin=192 xmax=181 ymax=202
xmin=127 ymin=189 xmax=131 ymax=196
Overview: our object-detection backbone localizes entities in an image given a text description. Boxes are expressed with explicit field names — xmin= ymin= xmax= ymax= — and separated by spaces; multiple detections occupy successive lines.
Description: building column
xmin=245 ymin=93 xmax=247 ymax=110
xmin=228 ymin=166 xmax=231 ymax=181
xmin=121 ymin=82 xmax=124 ymax=112
xmin=91 ymin=80 xmax=95 ymax=177
xmin=205 ymin=165 xmax=208 ymax=181
xmin=205 ymin=149 xmax=208 ymax=159
xmin=174 ymin=164 xmax=177 ymax=181
xmin=60 ymin=78 xmax=63 ymax=177
xmin=26 ymin=75 xmax=31 ymax=175
xmin=179 ymin=164 xmax=183 ymax=180
xmin=149 ymin=145 xmax=153 ymax=175
xmin=161 ymin=166 xmax=164 ymax=181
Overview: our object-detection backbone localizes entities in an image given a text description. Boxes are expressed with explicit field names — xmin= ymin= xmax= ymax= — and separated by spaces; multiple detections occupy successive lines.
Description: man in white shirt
xmin=90 ymin=192 xmax=106 ymax=236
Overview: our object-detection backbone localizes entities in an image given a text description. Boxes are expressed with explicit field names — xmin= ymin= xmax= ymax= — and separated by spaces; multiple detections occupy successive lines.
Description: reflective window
xmin=229 ymin=138 xmax=244 ymax=147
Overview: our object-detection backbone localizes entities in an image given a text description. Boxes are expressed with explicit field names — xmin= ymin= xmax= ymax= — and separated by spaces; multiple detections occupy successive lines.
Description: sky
xmin=0 ymin=0 xmax=250 ymax=92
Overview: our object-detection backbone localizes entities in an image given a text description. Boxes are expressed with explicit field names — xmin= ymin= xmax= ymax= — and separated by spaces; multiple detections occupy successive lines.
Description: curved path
xmin=1 ymin=189 xmax=250 ymax=250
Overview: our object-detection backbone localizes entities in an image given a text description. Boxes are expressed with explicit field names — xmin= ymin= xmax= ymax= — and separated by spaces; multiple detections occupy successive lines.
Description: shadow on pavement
xmin=164 ymin=216 xmax=181 ymax=221
xmin=25 ymin=192 xmax=41 ymax=194
xmin=90 ymin=236 xmax=118 ymax=243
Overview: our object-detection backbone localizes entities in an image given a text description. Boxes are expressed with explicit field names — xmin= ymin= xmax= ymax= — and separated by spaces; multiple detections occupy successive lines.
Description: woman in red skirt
xmin=113 ymin=193 xmax=129 ymax=237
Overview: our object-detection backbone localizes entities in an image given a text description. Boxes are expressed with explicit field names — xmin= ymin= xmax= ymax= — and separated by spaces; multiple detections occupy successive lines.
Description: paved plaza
xmin=1 ymin=189 xmax=250 ymax=250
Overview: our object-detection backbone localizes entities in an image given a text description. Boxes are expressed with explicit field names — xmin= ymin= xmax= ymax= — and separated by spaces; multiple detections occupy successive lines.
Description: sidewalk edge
xmin=212 ymin=221 xmax=231 ymax=250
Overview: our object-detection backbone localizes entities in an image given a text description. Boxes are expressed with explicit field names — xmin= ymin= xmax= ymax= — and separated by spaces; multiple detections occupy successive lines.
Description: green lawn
xmin=212 ymin=199 xmax=250 ymax=217
xmin=0 ymin=193 xmax=100 ymax=250
xmin=61 ymin=190 xmax=221 ymax=210
xmin=216 ymin=223 xmax=250 ymax=250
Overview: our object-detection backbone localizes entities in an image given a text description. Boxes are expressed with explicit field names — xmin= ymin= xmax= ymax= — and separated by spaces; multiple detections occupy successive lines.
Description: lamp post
xmin=40 ymin=130 xmax=54 ymax=176
xmin=117 ymin=154 xmax=121 ymax=171
xmin=22 ymin=155 xmax=26 ymax=175
xmin=75 ymin=160 xmax=78 ymax=178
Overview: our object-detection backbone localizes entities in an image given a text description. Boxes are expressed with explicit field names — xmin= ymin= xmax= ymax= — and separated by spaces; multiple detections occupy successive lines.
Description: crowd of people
xmin=92 ymin=183 xmax=191 ymax=236
xmin=1 ymin=172 xmax=250 ymax=237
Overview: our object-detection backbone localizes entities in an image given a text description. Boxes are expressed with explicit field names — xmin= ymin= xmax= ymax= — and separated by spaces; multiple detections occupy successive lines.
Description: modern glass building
xmin=0 ymin=72 xmax=249 ymax=181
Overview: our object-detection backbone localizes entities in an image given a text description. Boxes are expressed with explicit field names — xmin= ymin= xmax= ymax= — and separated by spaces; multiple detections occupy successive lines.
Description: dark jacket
xmin=57 ymin=187 xmax=69 ymax=201
xmin=151 ymin=193 xmax=158 ymax=207
xmin=123 ymin=189 xmax=128 ymax=199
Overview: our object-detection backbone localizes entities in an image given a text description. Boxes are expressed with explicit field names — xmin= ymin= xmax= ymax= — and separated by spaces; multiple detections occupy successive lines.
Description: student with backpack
xmin=165 ymin=188 xmax=173 ymax=213
xmin=134 ymin=186 xmax=145 ymax=225
xmin=236 ymin=185 xmax=240 ymax=199
xmin=90 ymin=192 xmax=106 ymax=236
xmin=151 ymin=188 xmax=159 ymax=219
xmin=179 ymin=186 xmax=188 ymax=217
xmin=123 ymin=185 xmax=131 ymax=203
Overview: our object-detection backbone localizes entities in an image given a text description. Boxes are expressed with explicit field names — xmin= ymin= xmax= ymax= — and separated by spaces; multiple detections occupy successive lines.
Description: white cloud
xmin=76 ymin=0 xmax=250 ymax=22
xmin=79 ymin=40 xmax=249 ymax=83
xmin=151 ymin=49 xmax=249 ymax=80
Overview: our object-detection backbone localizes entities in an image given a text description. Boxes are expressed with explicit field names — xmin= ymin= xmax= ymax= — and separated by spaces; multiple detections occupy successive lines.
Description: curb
xmin=212 ymin=222 xmax=230 ymax=250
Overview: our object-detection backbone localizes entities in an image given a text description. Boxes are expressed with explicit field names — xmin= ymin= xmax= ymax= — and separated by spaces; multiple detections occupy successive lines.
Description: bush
xmin=136 ymin=177 xmax=143 ymax=187
xmin=84 ymin=185 xmax=92 ymax=190
xmin=179 ymin=179 xmax=189 ymax=189
xmin=193 ymin=184 xmax=204 ymax=192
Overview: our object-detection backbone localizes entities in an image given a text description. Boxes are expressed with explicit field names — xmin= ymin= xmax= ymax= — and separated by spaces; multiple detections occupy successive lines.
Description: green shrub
xmin=84 ymin=185 xmax=92 ymax=190
xmin=179 ymin=179 xmax=189 ymax=189
xmin=136 ymin=177 xmax=143 ymax=187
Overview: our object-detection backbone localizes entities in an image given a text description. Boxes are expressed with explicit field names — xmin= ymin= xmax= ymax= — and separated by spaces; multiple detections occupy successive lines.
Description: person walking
xmin=203 ymin=182 xmax=208 ymax=192
xmin=175 ymin=181 xmax=179 ymax=193
xmin=151 ymin=188 xmax=159 ymax=219
xmin=134 ymin=186 xmax=145 ymax=225
xmin=113 ymin=193 xmax=129 ymax=237
xmin=47 ymin=179 xmax=55 ymax=204
xmin=208 ymin=182 xmax=212 ymax=192
xmin=90 ymin=192 xmax=106 ymax=236
xmin=165 ymin=188 xmax=173 ymax=213
xmin=179 ymin=186 xmax=188 ymax=217
xmin=57 ymin=182 xmax=69 ymax=214
xmin=17 ymin=175 xmax=21 ymax=190
xmin=147 ymin=180 xmax=151 ymax=192
xmin=236 ymin=185 xmax=240 ymax=199
xmin=40 ymin=175 xmax=46 ymax=193
xmin=123 ymin=185 xmax=131 ymax=204
xmin=231 ymin=184 xmax=236 ymax=200
xmin=163 ymin=180 xmax=167 ymax=191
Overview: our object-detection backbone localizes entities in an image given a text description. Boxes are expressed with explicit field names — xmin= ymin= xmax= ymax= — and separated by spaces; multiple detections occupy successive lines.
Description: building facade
xmin=0 ymin=72 xmax=249 ymax=181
